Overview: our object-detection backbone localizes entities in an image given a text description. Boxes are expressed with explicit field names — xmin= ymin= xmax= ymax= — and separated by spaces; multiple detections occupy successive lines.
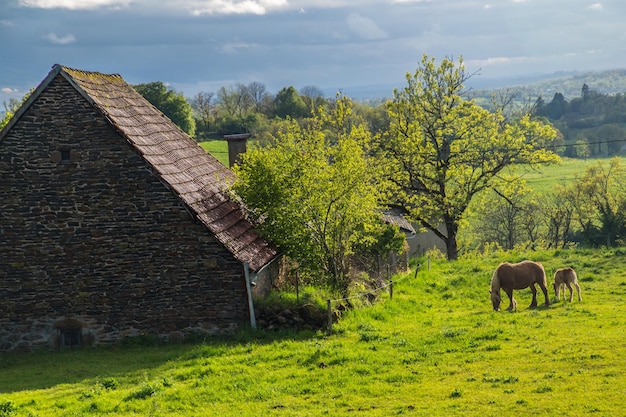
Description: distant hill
xmin=469 ymin=68 xmax=626 ymax=103
xmin=500 ymin=69 xmax=626 ymax=159
xmin=333 ymin=68 xmax=626 ymax=102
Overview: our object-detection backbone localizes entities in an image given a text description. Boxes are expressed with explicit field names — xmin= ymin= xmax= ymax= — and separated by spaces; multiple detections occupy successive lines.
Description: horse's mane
xmin=490 ymin=269 xmax=501 ymax=293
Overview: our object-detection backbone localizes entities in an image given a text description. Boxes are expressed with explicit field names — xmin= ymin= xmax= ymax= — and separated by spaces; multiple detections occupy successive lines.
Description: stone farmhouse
xmin=0 ymin=65 xmax=280 ymax=352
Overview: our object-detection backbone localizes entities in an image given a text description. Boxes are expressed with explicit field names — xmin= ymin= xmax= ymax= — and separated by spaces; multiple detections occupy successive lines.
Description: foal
xmin=553 ymin=268 xmax=582 ymax=302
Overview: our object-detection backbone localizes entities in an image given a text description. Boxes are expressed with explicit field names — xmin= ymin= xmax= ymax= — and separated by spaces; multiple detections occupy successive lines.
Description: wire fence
xmin=325 ymin=258 xmax=431 ymax=335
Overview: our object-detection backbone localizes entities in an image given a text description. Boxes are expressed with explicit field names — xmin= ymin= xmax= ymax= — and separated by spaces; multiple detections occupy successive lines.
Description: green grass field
xmin=513 ymin=156 xmax=625 ymax=194
xmin=199 ymin=140 xmax=229 ymax=166
xmin=1 ymin=247 xmax=624 ymax=416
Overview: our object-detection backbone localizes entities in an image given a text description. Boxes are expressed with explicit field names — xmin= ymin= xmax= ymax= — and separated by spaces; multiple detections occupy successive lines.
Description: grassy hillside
xmin=1 ymin=248 xmax=624 ymax=416
xmin=199 ymin=140 xmax=229 ymax=166
xmin=510 ymin=156 xmax=624 ymax=195
xmin=470 ymin=68 xmax=626 ymax=104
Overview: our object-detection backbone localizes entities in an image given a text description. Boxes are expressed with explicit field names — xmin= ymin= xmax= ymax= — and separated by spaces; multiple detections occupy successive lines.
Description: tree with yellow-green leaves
xmin=379 ymin=55 xmax=559 ymax=260
xmin=1 ymin=93 xmax=32 ymax=131
xmin=571 ymin=157 xmax=626 ymax=246
xmin=231 ymin=96 xmax=403 ymax=296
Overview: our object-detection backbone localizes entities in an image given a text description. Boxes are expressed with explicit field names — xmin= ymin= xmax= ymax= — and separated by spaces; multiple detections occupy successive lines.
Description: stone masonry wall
xmin=0 ymin=76 xmax=250 ymax=351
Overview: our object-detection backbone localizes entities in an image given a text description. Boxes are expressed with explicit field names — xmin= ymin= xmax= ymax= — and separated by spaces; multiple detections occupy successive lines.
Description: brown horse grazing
xmin=553 ymin=267 xmax=582 ymax=302
xmin=490 ymin=260 xmax=551 ymax=311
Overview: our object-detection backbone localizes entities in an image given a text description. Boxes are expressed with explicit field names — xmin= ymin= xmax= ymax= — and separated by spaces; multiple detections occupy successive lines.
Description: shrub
xmin=0 ymin=400 xmax=17 ymax=417
xmin=101 ymin=377 xmax=119 ymax=390
xmin=125 ymin=382 xmax=161 ymax=400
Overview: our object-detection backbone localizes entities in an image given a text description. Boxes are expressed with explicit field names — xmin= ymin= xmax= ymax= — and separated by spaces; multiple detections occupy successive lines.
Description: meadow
xmin=199 ymin=140 xmax=229 ymax=166
xmin=1 ymin=247 xmax=624 ymax=416
xmin=510 ymin=155 xmax=625 ymax=194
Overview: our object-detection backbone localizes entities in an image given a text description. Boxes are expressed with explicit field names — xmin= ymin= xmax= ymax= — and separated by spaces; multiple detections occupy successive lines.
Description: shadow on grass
xmin=0 ymin=327 xmax=323 ymax=393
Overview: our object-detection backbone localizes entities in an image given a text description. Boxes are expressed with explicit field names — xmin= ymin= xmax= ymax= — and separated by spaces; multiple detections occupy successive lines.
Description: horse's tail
xmin=535 ymin=262 xmax=547 ymax=285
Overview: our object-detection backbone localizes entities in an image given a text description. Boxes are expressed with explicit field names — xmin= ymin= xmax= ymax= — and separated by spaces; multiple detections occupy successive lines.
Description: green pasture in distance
xmin=512 ymin=156 xmax=626 ymax=195
xmin=1 ymin=248 xmax=624 ymax=416
xmin=199 ymin=140 xmax=229 ymax=166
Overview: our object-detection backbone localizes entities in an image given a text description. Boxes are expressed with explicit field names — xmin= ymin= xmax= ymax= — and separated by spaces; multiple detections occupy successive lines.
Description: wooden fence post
xmin=389 ymin=279 xmax=393 ymax=300
xmin=295 ymin=272 xmax=300 ymax=305
xmin=326 ymin=299 xmax=333 ymax=336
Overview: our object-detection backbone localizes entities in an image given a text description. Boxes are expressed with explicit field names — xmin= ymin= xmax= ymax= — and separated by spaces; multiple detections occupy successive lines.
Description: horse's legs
xmin=566 ymin=283 xmax=574 ymax=302
xmin=504 ymin=288 xmax=516 ymax=311
xmin=574 ymin=282 xmax=582 ymax=301
xmin=539 ymin=282 xmax=551 ymax=306
xmin=529 ymin=284 xmax=538 ymax=308
xmin=554 ymin=283 xmax=560 ymax=301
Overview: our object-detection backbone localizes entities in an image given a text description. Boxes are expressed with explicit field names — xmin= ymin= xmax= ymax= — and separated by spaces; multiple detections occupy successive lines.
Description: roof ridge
xmin=56 ymin=64 xmax=123 ymax=80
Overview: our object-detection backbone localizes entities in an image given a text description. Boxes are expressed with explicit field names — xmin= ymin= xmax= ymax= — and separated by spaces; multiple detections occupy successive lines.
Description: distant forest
xmin=471 ymin=69 xmax=626 ymax=158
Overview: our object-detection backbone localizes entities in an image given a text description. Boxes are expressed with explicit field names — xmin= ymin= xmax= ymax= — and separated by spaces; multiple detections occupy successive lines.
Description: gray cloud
xmin=1 ymin=0 xmax=625 ymax=104
xmin=346 ymin=13 xmax=388 ymax=40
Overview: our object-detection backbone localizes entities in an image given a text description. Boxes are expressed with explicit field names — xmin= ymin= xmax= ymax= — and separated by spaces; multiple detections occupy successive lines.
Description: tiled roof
xmin=382 ymin=209 xmax=416 ymax=237
xmin=4 ymin=64 xmax=279 ymax=272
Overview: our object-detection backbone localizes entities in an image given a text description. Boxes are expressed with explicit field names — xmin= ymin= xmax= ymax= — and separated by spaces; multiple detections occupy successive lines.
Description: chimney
xmin=223 ymin=133 xmax=251 ymax=168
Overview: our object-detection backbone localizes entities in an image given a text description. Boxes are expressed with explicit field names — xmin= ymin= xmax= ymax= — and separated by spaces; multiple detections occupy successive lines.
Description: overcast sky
xmin=1 ymin=0 xmax=625 ymax=104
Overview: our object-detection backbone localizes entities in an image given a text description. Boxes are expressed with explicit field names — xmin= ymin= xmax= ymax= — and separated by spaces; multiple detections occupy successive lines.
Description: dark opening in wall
xmin=58 ymin=328 xmax=83 ymax=349
xmin=51 ymin=149 xmax=80 ymax=165
xmin=54 ymin=318 xmax=85 ymax=350
xmin=60 ymin=149 xmax=71 ymax=164
xmin=50 ymin=149 xmax=73 ymax=164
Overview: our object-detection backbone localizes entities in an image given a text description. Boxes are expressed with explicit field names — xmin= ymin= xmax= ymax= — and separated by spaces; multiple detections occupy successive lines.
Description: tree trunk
xmin=443 ymin=219 xmax=459 ymax=260
xmin=445 ymin=234 xmax=458 ymax=260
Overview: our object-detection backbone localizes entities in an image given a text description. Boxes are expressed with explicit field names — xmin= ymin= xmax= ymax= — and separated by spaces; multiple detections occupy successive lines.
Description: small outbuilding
xmin=0 ymin=65 xmax=280 ymax=351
